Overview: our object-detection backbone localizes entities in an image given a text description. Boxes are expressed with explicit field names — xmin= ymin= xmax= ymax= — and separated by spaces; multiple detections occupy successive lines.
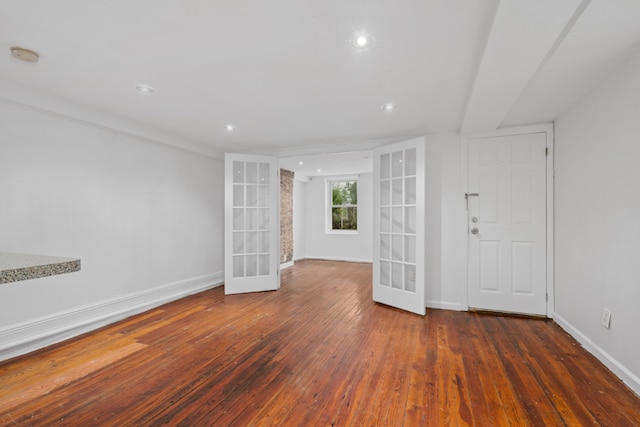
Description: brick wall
xmin=280 ymin=169 xmax=294 ymax=263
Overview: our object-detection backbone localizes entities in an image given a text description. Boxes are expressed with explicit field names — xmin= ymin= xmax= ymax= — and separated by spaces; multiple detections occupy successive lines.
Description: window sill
xmin=325 ymin=230 xmax=359 ymax=235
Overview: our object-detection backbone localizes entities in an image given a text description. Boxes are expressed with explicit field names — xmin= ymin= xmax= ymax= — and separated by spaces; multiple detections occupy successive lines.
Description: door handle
xmin=470 ymin=227 xmax=479 ymax=235
xmin=465 ymin=193 xmax=479 ymax=210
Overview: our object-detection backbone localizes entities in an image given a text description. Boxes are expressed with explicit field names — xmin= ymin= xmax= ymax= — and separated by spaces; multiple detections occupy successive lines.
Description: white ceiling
xmin=279 ymin=150 xmax=373 ymax=179
xmin=2 ymin=0 xmax=640 ymax=169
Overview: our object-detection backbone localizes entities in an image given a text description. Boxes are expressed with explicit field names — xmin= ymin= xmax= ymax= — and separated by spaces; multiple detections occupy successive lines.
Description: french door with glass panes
xmin=224 ymin=153 xmax=280 ymax=295
xmin=373 ymin=138 xmax=425 ymax=315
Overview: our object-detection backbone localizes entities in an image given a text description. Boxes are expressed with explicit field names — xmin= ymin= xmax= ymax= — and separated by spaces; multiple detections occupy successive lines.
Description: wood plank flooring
xmin=1 ymin=260 xmax=639 ymax=426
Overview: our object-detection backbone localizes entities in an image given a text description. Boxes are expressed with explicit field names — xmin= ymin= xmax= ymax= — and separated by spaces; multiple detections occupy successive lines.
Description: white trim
xmin=0 ymin=271 xmax=223 ymax=362
xmin=325 ymin=176 xmax=360 ymax=234
xmin=0 ymin=83 xmax=222 ymax=159
xmin=280 ymin=261 xmax=294 ymax=270
xmin=462 ymin=124 xmax=554 ymax=317
xmin=264 ymin=137 xmax=403 ymax=158
xmin=460 ymin=135 xmax=470 ymax=310
xmin=324 ymin=175 xmax=360 ymax=181
xmin=293 ymin=174 xmax=311 ymax=184
xmin=425 ymin=301 xmax=467 ymax=311
xmin=545 ymin=124 xmax=555 ymax=316
xmin=325 ymin=230 xmax=359 ymax=235
xmin=303 ymin=256 xmax=372 ymax=264
xmin=554 ymin=313 xmax=640 ymax=397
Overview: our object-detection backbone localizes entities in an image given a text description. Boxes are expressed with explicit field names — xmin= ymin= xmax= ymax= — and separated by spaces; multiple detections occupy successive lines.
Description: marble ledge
xmin=0 ymin=252 xmax=81 ymax=284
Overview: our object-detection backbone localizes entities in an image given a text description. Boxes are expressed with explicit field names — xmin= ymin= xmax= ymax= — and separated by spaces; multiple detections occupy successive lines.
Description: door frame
xmin=461 ymin=123 xmax=555 ymax=317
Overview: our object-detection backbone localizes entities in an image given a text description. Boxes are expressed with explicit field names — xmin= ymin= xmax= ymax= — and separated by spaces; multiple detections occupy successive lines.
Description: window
xmin=327 ymin=178 xmax=358 ymax=232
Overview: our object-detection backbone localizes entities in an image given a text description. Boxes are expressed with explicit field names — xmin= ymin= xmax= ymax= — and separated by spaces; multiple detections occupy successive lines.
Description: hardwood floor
xmin=1 ymin=260 xmax=638 ymax=426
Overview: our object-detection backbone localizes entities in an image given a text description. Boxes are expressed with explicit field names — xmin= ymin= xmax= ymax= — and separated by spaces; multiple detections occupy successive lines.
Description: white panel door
xmin=225 ymin=153 xmax=280 ymax=295
xmin=467 ymin=133 xmax=547 ymax=315
xmin=373 ymin=138 xmax=425 ymax=315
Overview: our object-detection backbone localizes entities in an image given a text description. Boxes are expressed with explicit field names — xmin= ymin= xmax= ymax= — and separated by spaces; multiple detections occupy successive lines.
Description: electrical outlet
xmin=601 ymin=308 xmax=612 ymax=329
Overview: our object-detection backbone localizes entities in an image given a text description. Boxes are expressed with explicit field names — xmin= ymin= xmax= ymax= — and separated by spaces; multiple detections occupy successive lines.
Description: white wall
xmin=292 ymin=178 xmax=307 ymax=261
xmin=301 ymin=173 xmax=373 ymax=263
xmin=554 ymin=48 xmax=640 ymax=394
xmin=0 ymin=100 xmax=224 ymax=360
xmin=423 ymin=133 xmax=468 ymax=311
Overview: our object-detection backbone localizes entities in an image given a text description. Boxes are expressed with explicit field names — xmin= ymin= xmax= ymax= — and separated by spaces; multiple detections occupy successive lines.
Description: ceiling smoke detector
xmin=381 ymin=102 xmax=396 ymax=112
xmin=134 ymin=83 xmax=155 ymax=94
xmin=10 ymin=46 xmax=39 ymax=63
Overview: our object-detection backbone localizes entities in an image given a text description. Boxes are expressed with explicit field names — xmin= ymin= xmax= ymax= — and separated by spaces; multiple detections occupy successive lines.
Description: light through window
xmin=329 ymin=179 xmax=358 ymax=231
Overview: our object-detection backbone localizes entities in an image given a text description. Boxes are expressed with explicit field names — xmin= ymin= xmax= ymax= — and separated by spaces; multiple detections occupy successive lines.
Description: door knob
xmin=470 ymin=227 xmax=479 ymax=235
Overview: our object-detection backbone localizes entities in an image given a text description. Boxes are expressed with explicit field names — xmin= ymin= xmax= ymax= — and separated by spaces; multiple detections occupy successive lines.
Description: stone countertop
xmin=0 ymin=252 xmax=81 ymax=284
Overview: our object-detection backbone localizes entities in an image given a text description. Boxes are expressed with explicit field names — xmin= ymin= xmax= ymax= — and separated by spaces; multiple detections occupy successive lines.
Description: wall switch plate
xmin=601 ymin=308 xmax=612 ymax=329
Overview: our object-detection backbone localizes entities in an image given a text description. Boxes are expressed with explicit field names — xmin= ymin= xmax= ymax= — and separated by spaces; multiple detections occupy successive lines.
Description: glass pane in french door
xmin=379 ymin=148 xmax=417 ymax=292
xmin=232 ymin=160 xmax=271 ymax=278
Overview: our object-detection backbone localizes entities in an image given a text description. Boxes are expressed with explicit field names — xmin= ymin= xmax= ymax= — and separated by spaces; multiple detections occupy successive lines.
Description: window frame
xmin=325 ymin=176 xmax=359 ymax=234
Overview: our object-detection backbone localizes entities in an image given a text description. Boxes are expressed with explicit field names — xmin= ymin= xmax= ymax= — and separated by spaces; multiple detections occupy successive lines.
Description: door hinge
xmin=545 ymin=147 xmax=549 ymax=156
xmin=546 ymin=292 xmax=548 ymax=301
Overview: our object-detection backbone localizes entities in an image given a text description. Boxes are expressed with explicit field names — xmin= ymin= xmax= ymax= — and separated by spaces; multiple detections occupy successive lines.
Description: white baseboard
xmin=0 ymin=271 xmax=223 ymax=362
xmin=553 ymin=313 xmax=640 ymax=397
xmin=280 ymin=261 xmax=294 ymax=270
xmin=425 ymin=300 xmax=466 ymax=311
xmin=302 ymin=256 xmax=373 ymax=264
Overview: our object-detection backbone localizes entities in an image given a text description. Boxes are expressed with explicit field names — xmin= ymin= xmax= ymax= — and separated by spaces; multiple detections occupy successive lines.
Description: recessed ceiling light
xmin=134 ymin=83 xmax=154 ymax=94
xmin=225 ymin=124 xmax=236 ymax=132
xmin=381 ymin=103 xmax=395 ymax=112
xmin=298 ymin=161 xmax=304 ymax=165
xmin=317 ymin=168 xmax=322 ymax=173
xmin=351 ymin=34 xmax=372 ymax=49
xmin=10 ymin=46 xmax=39 ymax=63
